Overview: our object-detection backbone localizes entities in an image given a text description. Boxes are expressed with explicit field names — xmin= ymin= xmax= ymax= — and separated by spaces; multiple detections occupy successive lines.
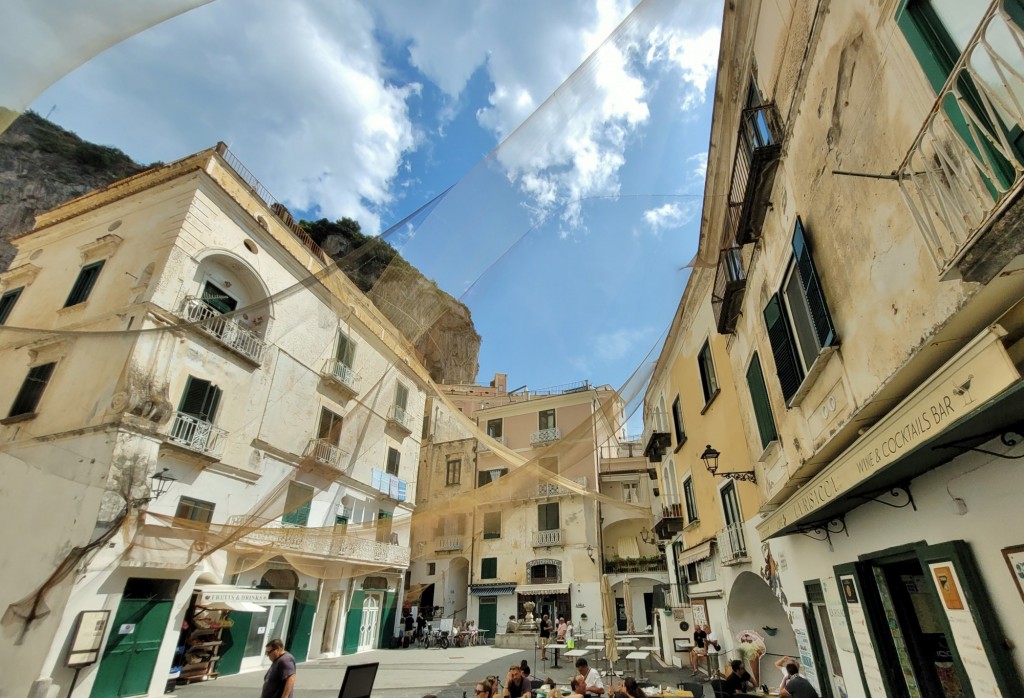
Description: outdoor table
xmin=564 ymin=649 xmax=590 ymax=658
xmin=638 ymin=646 xmax=660 ymax=672
xmin=625 ymin=651 xmax=649 ymax=680
xmin=546 ymin=642 xmax=567 ymax=668
xmin=476 ymin=629 xmax=490 ymax=645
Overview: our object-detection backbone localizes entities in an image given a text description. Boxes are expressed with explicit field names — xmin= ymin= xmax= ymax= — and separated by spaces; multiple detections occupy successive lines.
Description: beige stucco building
xmin=0 ymin=145 xmax=428 ymax=697
xmin=645 ymin=1 xmax=1024 ymax=696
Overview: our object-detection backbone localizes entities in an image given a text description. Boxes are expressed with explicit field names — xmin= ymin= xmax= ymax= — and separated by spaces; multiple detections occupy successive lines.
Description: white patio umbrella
xmin=601 ymin=574 xmax=619 ymax=675
xmin=622 ymin=577 xmax=635 ymax=634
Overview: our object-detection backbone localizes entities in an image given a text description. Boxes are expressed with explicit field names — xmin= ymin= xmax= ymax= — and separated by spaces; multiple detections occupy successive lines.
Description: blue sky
xmin=30 ymin=0 xmax=722 ymax=402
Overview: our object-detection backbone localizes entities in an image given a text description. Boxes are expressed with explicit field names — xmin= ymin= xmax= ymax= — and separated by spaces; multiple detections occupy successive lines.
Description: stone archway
xmin=726 ymin=570 xmax=798 ymax=657
xmin=449 ymin=557 xmax=469 ymax=620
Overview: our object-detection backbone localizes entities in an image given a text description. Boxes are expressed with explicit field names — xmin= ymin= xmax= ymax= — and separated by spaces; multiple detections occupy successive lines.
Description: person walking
xmin=261 ymin=639 xmax=296 ymax=698
xmin=539 ymin=613 xmax=553 ymax=660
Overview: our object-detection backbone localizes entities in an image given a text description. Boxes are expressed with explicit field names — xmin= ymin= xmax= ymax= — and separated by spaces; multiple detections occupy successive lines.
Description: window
xmin=7 ymin=362 xmax=56 ymax=418
xmin=178 ymin=376 xmax=221 ymax=422
xmin=385 ymin=446 xmax=401 ymax=476
xmin=334 ymin=514 xmax=348 ymax=533
xmin=201 ymin=281 xmax=237 ymax=313
xmin=481 ymin=557 xmax=498 ymax=579
xmin=530 ymin=563 xmax=559 ymax=584
xmin=446 ymin=457 xmax=462 ymax=486
xmin=537 ymin=502 xmax=559 ymax=531
xmin=746 ymin=353 xmax=778 ymax=450
xmin=662 ymin=459 xmax=680 ymax=517
xmin=486 ymin=418 xmax=503 ymax=438
xmin=282 ymin=482 xmax=314 ymax=526
xmin=721 ymin=482 xmax=742 ymax=527
xmin=64 ymin=260 xmax=105 ymax=308
xmin=336 ymin=332 xmax=355 ymax=367
xmin=671 ymin=396 xmax=685 ymax=445
xmin=538 ymin=409 xmax=556 ymax=430
xmin=395 ymin=382 xmax=409 ymax=410
xmin=622 ymin=481 xmax=640 ymax=503
xmin=318 ymin=407 xmax=344 ymax=445
xmin=683 ymin=477 xmax=698 ymax=524
xmin=376 ymin=510 xmax=394 ymax=543
xmin=175 ymin=497 xmax=215 ymax=527
xmin=483 ymin=511 xmax=501 ymax=539
xmin=477 ymin=468 xmax=508 ymax=487
xmin=698 ymin=340 xmax=719 ymax=405
xmin=0 ymin=287 xmax=23 ymax=325
xmin=427 ymin=562 xmax=436 ymax=576
xmin=764 ymin=219 xmax=838 ymax=402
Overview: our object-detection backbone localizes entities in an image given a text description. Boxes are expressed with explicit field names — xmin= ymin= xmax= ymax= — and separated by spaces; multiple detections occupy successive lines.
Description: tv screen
xmin=338 ymin=662 xmax=379 ymax=698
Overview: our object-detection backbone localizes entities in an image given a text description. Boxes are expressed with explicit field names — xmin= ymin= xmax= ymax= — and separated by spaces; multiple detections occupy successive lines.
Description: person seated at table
xmin=779 ymin=662 xmax=819 ymax=698
xmin=503 ymin=665 xmax=531 ymax=698
xmin=474 ymin=680 xmax=494 ymax=698
xmin=575 ymin=658 xmax=605 ymax=696
xmin=621 ymin=677 xmax=643 ymax=698
xmin=723 ymin=659 xmax=754 ymax=694
xmin=689 ymin=624 xmax=707 ymax=675
xmin=521 ymin=659 xmax=532 ymax=680
xmin=774 ymin=655 xmax=798 ymax=694
xmin=567 ymin=676 xmax=587 ymax=698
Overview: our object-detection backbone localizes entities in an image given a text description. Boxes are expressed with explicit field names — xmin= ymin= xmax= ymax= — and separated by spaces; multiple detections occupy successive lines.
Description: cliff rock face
xmin=0 ymin=112 xmax=146 ymax=269
xmin=0 ymin=114 xmax=480 ymax=384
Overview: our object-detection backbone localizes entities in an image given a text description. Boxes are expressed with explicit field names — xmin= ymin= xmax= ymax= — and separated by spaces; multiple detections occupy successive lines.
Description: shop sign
xmin=200 ymin=589 xmax=271 ymax=604
xmin=759 ymin=327 xmax=1019 ymax=539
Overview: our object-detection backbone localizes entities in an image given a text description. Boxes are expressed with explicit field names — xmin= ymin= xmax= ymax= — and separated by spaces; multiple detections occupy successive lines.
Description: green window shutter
xmin=763 ymin=294 xmax=804 ymax=402
xmin=282 ymin=483 xmax=313 ymax=526
xmin=0 ymin=287 xmax=23 ymax=325
xmin=336 ymin=333 xmax=354 ymax=366
xmin=395 ymin=383 xmax=409 ymax=410
xmin=746 ymin=353 xmax=778 ymax=449
xmin=64 ymin=260 xmax=105 ymax=307
xmin=481 ymin=557 xmax=497 ymax=579
xmin=792 ymin=218 xmax=837 ymax=350
xmin=178 ymin=376 xmax=221 ymax=422
xmin=385 ymin=447 xmax=400 ymax=475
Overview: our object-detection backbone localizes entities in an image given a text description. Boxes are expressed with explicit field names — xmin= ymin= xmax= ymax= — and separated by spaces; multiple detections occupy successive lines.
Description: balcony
xmin=653 ymin=495 xmax=683 ymax=540
xmin=387 ymin=404 xmax=413 ymax=435
xmin=727 ymin=102 xmax=783 ymax=245
xmin=302 ymin=438 xmax=349 ymax=477
xmin=436 ymin=535 xmax=464 ymax=552
xmin=598 ymin=440 xmax=646 ymax=460
xmin=604 ymin=556 xmax=668 ymax=574
xmin=533 ymin=529 xmax=563 ymax=547
xmin=321 ymin=358 xmax=358 ymax=397
xmin=166 ymin=412 xmax=226 ymax=458
xmin=642 ymin=411 xmax=671 ymax=463
xmin=479 ymin=435 xmax=505 ymax=452
xmin=179 ymin=297 xmax=267 ymax=366
xmin=536 ymin=476 xmax=588 ymax=497
xmin=227 ymin=516 xmax=410 ymax=567
xmin=716 ymin=522 xmax=748 ymax=565
xmin=896 ymin=1 xmax=1024 ymax=283
xmin=530 ymin=427 xmax=562 ymax=446
xmin=712 ymin=247 xmax=746 ymax=334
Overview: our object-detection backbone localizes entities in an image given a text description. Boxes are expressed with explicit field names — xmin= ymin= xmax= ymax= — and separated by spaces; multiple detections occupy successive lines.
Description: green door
xmin=342 ymin=590 xmax=365 ymax=655
xmin=478 ymin=596 xmax=498 ymax=637
xmin=286 ymin=590 xmax=318 ymax=662
xmin=217 ymin=612 xmax=253 ymax=677
xmin=90 ymin=578 xmax=178 ymax=698
xmin=378 ymin=590 xmax=397 ymax=648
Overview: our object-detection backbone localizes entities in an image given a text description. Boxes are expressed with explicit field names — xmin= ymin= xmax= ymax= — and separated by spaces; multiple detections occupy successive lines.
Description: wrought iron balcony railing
xmin=653 ymin=494 xmax=684 ymax=540
xmin=479 ymin=435 xmax=505 ymax=452
xmin=166 ymin=412 xmax=226 ymax=458
xmin=604 ymin=557 xmax=669 ymax=574
xmin=227 ymin=516 xmax=410 ymax=566
xmin=533 ymin=529 xmax=563 ymax=547
xmin=436 ymin=535 xmax=464 ymax=551
xmin=896 ymin=0 xmax=1024 ymax=282
xmin=536 ymin=476 xmax=588 ymax=497
xmin=728 ymin=103 xmax=783 ymax=245
xmin=716 ymin=522 xmax=748 ymax=565
xmin=302 ymin=438 xmax=348 ymax=474
xmin=321 ymin=358 xmax=357 ymax=394
xmin=712 ymin=246 xmax=747 ymax=334
xmin=530 ymin=427 xmax=561 ymax=445
xmin=387 ymin=404 xmax=412 ymax=433
xmin=642 ymin=409 xmax=671 ymax=463
xmin=179 ymin=297 xmax=267 ymax=365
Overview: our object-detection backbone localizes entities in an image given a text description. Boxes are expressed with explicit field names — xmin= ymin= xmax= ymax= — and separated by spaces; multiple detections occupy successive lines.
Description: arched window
xmin=662 ymin=458 xmax=681 ymax=517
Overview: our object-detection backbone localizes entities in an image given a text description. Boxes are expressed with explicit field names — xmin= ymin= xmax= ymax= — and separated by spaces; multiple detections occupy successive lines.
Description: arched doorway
xmin=726 ymin=571 xmax=798 ymax=686
xmin=449 ymin=557 xmax=469 ymax=621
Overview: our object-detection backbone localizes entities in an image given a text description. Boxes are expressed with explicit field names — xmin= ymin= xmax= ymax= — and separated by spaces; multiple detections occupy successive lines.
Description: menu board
xmin=822 ymin=576 xmax=855 ymax=653
xmin=66 ymin=610 xmax=110 ymax=667
xmin=927 ymin=563 xmax=1003 ymax=698
xmin=789 ymin=604 xmax=821 ymax=693
xmin=839 ymin=575 xmax=887 ymax=697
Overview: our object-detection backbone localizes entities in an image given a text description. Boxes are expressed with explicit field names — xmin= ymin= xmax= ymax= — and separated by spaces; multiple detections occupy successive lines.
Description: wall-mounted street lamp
xmin=586 ymin=544 xmax=596 ymax=564
xmin=639 ymin=527 xmax=657 ymax=545
xmin=701 ymin=444 xmax=757 ymax=483
xmin=150 ymin=467 xmax=177 ymax=500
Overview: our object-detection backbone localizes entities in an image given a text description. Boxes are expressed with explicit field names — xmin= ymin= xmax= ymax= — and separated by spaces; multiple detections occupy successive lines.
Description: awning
xmin=758 ymin=326 xmax=1022 ymax=540
xmin=470 ymin=583 xmax=516 ymax=596
xmin=516 ymin=583 xmax=570 ymax=596
xmin=676 ymin=540 xmax=714 ymax=566
xmin=203 ymin=600 xmax=267 ymax=613
xmin=404 ymin=583 xmax=431 ymax=605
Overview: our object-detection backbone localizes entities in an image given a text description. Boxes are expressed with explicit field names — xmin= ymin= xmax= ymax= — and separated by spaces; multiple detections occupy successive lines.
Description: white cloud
xmin=643 ymin=202 xmax=685 ymax=233
xmin=689 ymin=152 xmax=708 ymax=179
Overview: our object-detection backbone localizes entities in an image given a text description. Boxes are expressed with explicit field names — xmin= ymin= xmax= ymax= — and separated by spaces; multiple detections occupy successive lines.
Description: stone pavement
xmin=174 ymin=645 xmax=712 ymax=698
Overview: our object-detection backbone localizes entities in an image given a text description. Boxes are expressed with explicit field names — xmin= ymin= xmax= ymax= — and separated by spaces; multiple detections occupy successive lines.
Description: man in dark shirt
xmin=261 ymin=639 xmax=296 ymax=698
xmin=539 ymin=614 xmax=553 ymax=660
xmin=404 ymin=612 xmax=415 ymax=647
xmin=416 ymin=613 xmax=427 ymax=639
xmin=690 ymin=625 xmax=707 ymax=675
xmin=780 ymin=663 xmax=820 ymax=698
xmin=723 ymin=659 xmax=753 ymax=694
xmin=503 ymin=664 xmax=530 ymax=698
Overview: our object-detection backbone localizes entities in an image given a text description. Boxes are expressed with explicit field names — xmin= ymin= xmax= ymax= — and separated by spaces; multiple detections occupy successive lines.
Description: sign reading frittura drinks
xmin=758 ymin=327 xmax=1019 ymax=539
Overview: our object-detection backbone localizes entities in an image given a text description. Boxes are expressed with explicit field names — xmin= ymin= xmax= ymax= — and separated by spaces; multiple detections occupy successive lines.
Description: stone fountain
xmin=517 ymin=600 xmax=539 ymax=633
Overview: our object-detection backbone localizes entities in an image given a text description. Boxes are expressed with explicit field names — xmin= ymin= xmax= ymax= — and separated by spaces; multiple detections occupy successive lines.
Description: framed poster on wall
xmin=1001 ymin=545 xmax=1024 ymax=602
xmin=690 ymin=599 xmax=708 ymax=630
xmin=66 ymin=610 xmax=110 ymax=667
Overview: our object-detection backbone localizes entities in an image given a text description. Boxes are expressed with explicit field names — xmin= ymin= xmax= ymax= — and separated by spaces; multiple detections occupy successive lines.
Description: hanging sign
xmin=66 ymin=610 xmax=110 ymax=667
